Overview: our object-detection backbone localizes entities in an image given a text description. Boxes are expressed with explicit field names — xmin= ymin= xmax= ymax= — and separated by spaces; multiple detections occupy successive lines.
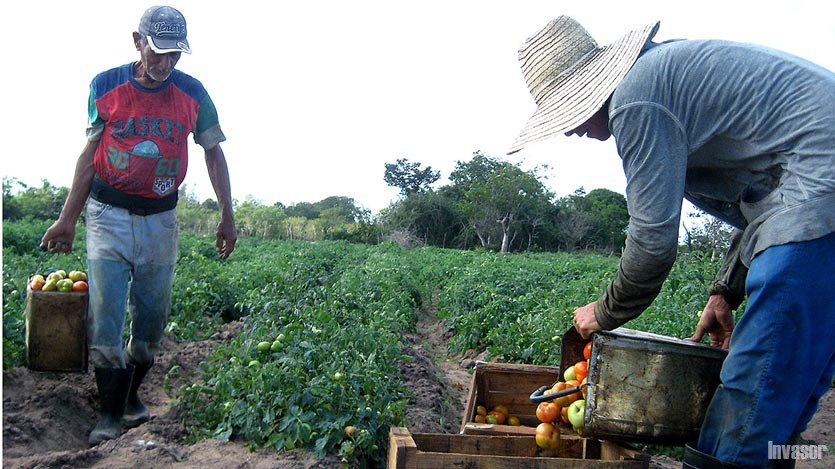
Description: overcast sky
xmin=3 ymin=1 xmax=833 ymax=216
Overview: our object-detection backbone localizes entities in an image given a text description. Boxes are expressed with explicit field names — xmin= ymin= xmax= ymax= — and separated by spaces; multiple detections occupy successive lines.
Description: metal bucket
xmin=25 ymin=287 xmax=88 ymax=372
xmin=561 ymin=327 xmax=726 ymax=445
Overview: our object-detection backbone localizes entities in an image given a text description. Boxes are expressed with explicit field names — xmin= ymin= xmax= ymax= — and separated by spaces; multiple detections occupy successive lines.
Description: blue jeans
xmin=697 ymin=231 xmax=835 ymax=466
xmin=85 ymin=198 xmax=178 ymax=368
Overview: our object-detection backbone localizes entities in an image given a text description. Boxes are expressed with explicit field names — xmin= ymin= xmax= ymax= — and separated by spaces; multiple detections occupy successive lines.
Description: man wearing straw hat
xmin=511 ymin=16 xmax=835 ymax=468
xmin=41 ymin=5 xmax=237 ymax=445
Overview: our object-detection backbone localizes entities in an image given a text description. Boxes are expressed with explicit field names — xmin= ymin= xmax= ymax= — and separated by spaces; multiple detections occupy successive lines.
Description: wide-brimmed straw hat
xmin=508 ymin=16 xmax=659 ymax=154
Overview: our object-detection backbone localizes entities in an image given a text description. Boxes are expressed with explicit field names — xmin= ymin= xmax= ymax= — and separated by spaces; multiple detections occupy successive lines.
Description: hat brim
xmin=147 ymin=35 xmax=192 ymax=54
xmin=508 ymin=21 xmax=659 ymax=154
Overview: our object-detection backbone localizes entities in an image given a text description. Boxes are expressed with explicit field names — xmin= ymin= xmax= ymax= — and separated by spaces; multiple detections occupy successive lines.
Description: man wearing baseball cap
xmin=41 ymin=5 xmax=237 ymax=445
xmin=511 ymin=16 xmax=835 ymax=468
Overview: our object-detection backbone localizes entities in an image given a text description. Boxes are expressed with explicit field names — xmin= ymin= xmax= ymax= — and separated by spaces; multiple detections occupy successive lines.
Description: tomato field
xmin=2 ymin=218 xmax=724 ymax=466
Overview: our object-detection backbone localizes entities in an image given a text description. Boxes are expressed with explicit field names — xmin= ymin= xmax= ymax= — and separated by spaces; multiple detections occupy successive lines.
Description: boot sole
xmin=123 ymin=413 xmax=150 ymax=429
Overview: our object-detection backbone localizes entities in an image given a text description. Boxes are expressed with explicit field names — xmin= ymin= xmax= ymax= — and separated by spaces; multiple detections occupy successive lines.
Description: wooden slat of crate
xmin=388 ymin=427 xmax=649 ymax=468
xmin=460 ymin=361 xmax=560 ymax=433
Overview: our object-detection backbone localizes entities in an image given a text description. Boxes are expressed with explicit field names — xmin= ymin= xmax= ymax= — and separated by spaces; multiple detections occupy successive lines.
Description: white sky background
xmin=2 ymin=1 xmax=833 ymax=218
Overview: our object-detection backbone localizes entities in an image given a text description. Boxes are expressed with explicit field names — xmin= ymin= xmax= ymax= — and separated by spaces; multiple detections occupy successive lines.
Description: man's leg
xmin=696 ymin=232 xmax=835 ymax=466
xmin=123 ymin=208 xmax=178 ymax=427
xmin=85 ymin=199 xmax=134 ymax=444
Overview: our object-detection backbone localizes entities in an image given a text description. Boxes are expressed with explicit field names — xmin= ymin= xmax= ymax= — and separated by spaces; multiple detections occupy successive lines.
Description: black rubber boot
xmin=683 ymin=444 xmax=745 ymax=468
xmin=123 ymin=362 xmax=152 ymax=428
xmin=89 ymin=367 xmax=133 ymax=446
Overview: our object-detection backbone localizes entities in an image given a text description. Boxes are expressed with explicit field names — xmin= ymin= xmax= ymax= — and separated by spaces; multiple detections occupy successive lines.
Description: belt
xmin=89 ymin=174 xmax=178 ymax=216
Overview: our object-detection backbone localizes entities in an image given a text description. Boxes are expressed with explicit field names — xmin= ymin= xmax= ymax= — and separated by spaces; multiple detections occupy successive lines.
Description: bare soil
xmin=3 ymin=302 xmax=833 ymax=468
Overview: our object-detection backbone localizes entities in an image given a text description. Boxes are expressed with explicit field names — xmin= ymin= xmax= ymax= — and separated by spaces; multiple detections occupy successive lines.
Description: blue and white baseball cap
xmin=138 ymin=5 xmax=191 ymax=54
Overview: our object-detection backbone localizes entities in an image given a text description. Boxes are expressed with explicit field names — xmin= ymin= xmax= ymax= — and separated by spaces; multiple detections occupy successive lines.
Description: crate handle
xmin=529 ymin=383 xmax=585 ymax=403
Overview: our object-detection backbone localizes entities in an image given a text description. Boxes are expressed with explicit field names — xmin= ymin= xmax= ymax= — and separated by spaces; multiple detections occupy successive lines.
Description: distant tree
xmin=682 ymin=209 xmax=734 ymax=259
xmin=285 ymin=201 xmax=319 ymax=220
xmin=557 ymin=187 xmax=628 ymax=252
xmin=314 ymin=196 xmax=367 ymax=223
xmin=447 ymin=151 xmax=503 ymax=192
xmin=461 ymin=164 xmax=553 ymax=252
xmin=380 ymin=191 xmax=465 ymax=248
xmin=384 ymin=158 xmax=441 ymax=196
xmin=2 ymin=178 xmax=68 ymax=221
xmin=235 ymin=196 xmax=286 ymax=238
xmin=584 ymin=188 xmax=629 ymax=251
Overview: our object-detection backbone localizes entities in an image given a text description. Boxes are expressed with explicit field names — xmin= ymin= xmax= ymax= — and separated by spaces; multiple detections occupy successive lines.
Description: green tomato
xmin=57 ymin=278 xmax=74 ymax=292
xmin=256 ymin=341 xmax=271 ymax=353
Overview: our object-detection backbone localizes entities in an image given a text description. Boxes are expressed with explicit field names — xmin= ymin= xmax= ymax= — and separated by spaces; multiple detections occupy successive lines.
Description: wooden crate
xmin=388 ymin=426 xmax=649 ymax=468
xmin=460 ymin=361 xmax=561 ymax=436
xmin=25 ymin=287 xmax=88 ymax=372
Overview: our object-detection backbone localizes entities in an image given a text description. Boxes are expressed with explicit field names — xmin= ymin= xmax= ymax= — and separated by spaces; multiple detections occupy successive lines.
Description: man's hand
xmin=688 ymin=294 xmax=734 ymax=349
xmin=215 ymin=219 xmax=237 ymax=260
xmin=40 ymin=220 xmax=76 ymax=253
xmin=573 ymin=301 xmax=602 ymax=339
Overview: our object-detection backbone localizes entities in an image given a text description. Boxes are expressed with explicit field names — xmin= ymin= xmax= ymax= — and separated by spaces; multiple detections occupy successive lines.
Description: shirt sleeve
xmin=194 ymin=94 xmax=226 ymax=150
xmin=85 ymin=85 xmax=104 ymax=141
xmin=594 ymin=102 xmax=689 ymax=329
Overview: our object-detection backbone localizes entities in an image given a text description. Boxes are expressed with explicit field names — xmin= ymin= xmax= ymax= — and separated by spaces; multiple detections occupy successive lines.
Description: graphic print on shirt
xmin=104 ymin=140 xmax=180 ymax=197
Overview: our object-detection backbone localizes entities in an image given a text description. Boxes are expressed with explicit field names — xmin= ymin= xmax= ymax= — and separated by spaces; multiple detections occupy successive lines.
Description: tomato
xmin=484 ymin=414 xmax=499 ymax=425
xmin=257 ymin=341 xmax=271 ymax=353
xmin=535 ymin=422 xmax=560 ymax=449
xmin=560 ymin=406 xmax=570 ymax=424
xmin=473 ymin=414 xmax=486 ymax=423
xmin=583 ymin=341 xmax=593 ymax=360
xmin=476 ymin=405 xmax=488 ymax=417
xmin=344 ymin=425 xmax=356 ymax=437
xmin=536 ymin=401 xmax=560 ymax=423
xmin=72 ymin=280 xmax=89 ymax=292
xmin=550 ymin=381 xmax=569 ymax=392
xmin=492 ymin=404 xmax=510 ymax=417
xmin=507 ymin=415 xmax=521 ymax=426
xmin=30 ymin=275 xmax=45 ymax=291
xmin=68 ymin=271 xmax=87 ymax=282
xmin=556 ymin=380 xmax=582 ymax=407
xmin=57 ymin=278 xmax=74 ymax=292
xmin=487 ymin=410 xmax=507 ymax=424
xmin=573 ymin=360 xmax=589 ymax=383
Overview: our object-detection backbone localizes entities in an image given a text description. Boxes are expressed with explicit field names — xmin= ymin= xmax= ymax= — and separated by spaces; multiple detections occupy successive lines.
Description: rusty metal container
xmin=561 ymin=326 xmax=726 ymax=444
xmin=25 ymin=287 xmax=89 ymax=372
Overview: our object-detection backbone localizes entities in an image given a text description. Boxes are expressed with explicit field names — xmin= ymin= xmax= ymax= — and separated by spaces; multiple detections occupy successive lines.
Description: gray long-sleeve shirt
xmin=595 ymin=39 xmax=835 ymax=329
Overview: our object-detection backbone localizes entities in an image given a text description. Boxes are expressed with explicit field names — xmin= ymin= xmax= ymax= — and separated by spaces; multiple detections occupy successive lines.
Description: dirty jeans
xmin=85 ymin=198 xmax=178 ymax=368
xmin=697 ymin=231 xmax=835 ymax=466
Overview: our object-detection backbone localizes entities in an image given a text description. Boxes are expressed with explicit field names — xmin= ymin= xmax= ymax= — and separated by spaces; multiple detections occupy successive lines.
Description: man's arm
xmin=40 ymin=140 xmax=99 ymax=253
xmin=204 ymin=143 xmax=237 ymax=259
xmin=592 ymin=104 xmax=690 ymax=331
xmin=688 ymin=230 xmax=747 ymax=348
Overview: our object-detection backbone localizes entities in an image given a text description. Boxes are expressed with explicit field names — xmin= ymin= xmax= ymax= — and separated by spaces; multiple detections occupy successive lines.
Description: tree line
xmin=2 ymin=150 xmax=730 ymax=254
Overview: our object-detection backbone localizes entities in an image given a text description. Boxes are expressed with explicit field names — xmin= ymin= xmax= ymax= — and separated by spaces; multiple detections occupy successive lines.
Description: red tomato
xmin=583 ymin=341 xmax=592 ymax=360
xmin=556 ymin=380 xmax=582 ymax=407
xmin=536 ymin=401 xmax=560 ymax=423
xmin=573 ymin=360 xmax=589 ymax=383
xmin=560 ymin=406 xmax=570 ymax=424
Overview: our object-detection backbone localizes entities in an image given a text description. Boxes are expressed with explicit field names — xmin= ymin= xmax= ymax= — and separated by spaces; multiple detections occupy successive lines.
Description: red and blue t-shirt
xmin=87 ymin=63 xmax=225 ymax=198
